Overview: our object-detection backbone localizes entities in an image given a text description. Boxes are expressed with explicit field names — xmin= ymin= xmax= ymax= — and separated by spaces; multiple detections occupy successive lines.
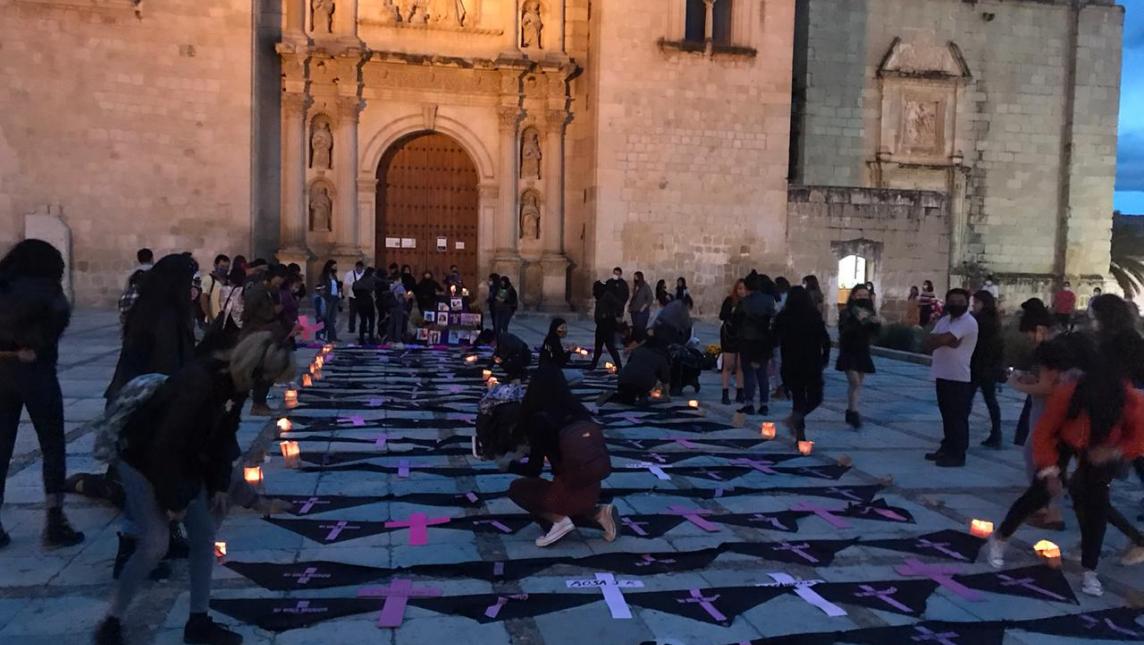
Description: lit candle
xmin=213 ymin=542 xmax=227 ymax=560
xmin=301 ymin=373 xmax=313 ymax=388
xmin=450 ymin=285 xmax=457 ymax=295
xmin=276 ymin=418 xmax=293 ymax=433
xmin=969 ymin=519 xmax=994 ymax=539
xmin=760 ymin=422 xmax=777 ymax=440
xmin=462 ymin=288 xmax=470 ymax=297
xmin=279 ymin=441 xmax=301 ymax=468
xmin=487 ymin=377 xmax=499 ymax=388
xmin=797 ymin=441 xmax=815 ymax=456
xmin=312 ymin=369 xmax=323 ymax=382
xmin=579 ymin=348 xmax=589 ymax=357
xmin=605 ymin=362 xmax=615 ymax=370
xmin=284 ymin=389 xmax=298 ymax=409
xmin=465 ymin=355 xmax=479 ymax=364
xmin=322 ymin=343 xmax=334 ymax=354
xmin=314 ymin=356 xmax=324 ymax=369
xmin=650 ymin=388 xmax=663 ymax=400
xmin=607 ymin=365 xmax=618 ymax=375
xmin=1034 ymin=539 xmax=1061 ymax=562
xmin=482 ymin=369 xmax=493 ymax=380
xmin=243 ymin=466 xmax=264 ymax=487
xmin=688 ymin=400 xmax=700 ymax=409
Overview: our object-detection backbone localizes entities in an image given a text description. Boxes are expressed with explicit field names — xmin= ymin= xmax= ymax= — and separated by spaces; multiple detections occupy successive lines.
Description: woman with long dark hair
xmin=505 ymin=366 xmax=618 ymax=548
xmin=918 ymin=280 xmax=937 ymax=326
xmin=316 ymin=259 xmax=340 ymax=342
xmin=674 ymin=277 xmax=692 ymax=308
xmin=836 ymin=285 xmax=880 ymax=428
xmin=802 ymin=275 xmax=827 ymax=321
xmin=773 ymin=286 xmax=831 ymax=441
xmin=972 ymin=290 xmax=1005 ymax=447
xmin=719 ymin=279 xmax=746 ymax=405
xmin=655 ymin=279 xmax=673 ymax=307
xmin=494 ymin=275 xmax=519 ymax=337
xmin=539 ymin=318 xmax=571 ymax=368
xmin=0 ymin=240 xmax=84 ymax=549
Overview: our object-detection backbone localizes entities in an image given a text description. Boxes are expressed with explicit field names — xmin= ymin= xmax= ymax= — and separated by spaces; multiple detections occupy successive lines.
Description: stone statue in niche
xmin=428 ymin=0 xmax=466 ymax=26
xmin=406 ymin=0 xmax=430 ymax=24
xmin=312 ymin=0 xmax=334 ymax=33
xmin=903 ymin=99 xmax=939 ymax=151
xmin=309 ymin=185 xmax=333 ymax=232
xmin=310 ymin=118 xmax=333 ymax=170
xmin=520 ymin=128 xmax=542 ymax=179
xmin=521 ymin=0 xmax=542 ymax=49
xmin=520 ymin=190 xmax=541 ymax=240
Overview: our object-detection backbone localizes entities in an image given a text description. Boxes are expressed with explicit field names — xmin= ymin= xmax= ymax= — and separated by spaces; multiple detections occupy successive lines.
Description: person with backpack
xmin=93 ymin=332 xmax=295 ymax=645
xmin=588 ymin=280 xmax=624 ymax=371
xmin=198 ymin=255 xmax=231 ymax=326
xmin=0 ymin=239 xmax=85 ymax=549
xmin=504 ymin=366 xmax=619 ymax=547
xmin=735 ymin=272 xmax=777 ymax=416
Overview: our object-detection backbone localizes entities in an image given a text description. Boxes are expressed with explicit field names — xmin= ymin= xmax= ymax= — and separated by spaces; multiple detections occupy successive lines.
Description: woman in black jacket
xmin=588 ymin=281 xmax=624 ymax=371
xmin=414 ymin=270 xmax=443 ymax=317
xmin=0 ymin=239 xmax=84 ymax=549
xmin=774 ymin=287 xmax=831 ymax=441
xmin=506 ymin=367 xmax=619 ymax=548
xmin=539 ymin=318 xmax=571 ymax=368
xmin=719 ymin=279 xmax=746 ymax=404
xmin=836 ymin=285 xmax=880 ymax=429
xmin=494 ymin=275 xmax=519 ymax=337
xmin=655 ymin=279 xmax=673 ymax=307
xmin=94 ymin=332 xmax=294 ymax=645
xmin=972 ymin=290 xmax=1005 ymax=448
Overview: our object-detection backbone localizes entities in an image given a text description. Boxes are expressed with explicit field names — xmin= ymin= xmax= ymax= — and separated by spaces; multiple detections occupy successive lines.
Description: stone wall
xmin=793 ymin=0 xmax=1121 ymax=285
xmin=787 ymin=186 xmax=950 ymax=324
xmin=0 ymin=0 xmax=256 ymax=305
xmin=583 ymin=0 xmax=796 ymax=317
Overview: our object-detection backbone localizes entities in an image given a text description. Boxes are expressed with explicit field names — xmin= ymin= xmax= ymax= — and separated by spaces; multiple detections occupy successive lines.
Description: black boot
xmin=735 ymin=388 xmax=745 ymax=403
xmin=113 ymin=533 xmax=134 ymax=579
xmin=0 ymin=525 xmax=9 ymax=549
xmin=43 ymin=507 xmax=84 ymax=548
xmin=758 ymin=404 xmax=770 ymax=416
xmin=737 ymin=404 xmax=756 ymax=415
xmin=166 ymin=521 xmax=190 ymax=559
xmin=845 ymin=409 xmax=863 ymax=429
xmin=981 ymin=433 xmax=1003 ymax=449
xmin=721 ymin=389 xmax=730 ymax=405
xmin=94 ymin=617 xmax=124 ymax=645
xmin=184 ymin=613 xmax=243 ymax=645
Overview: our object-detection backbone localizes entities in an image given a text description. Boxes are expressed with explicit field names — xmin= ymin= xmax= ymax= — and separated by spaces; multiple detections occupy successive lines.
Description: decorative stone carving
xmin=902 ymin=98 xmax=939 ymax=154
xmin=312 ymin=0 xmax=334 ymax=33
xmin=378 ymin=0 xmax=401 ymax=23
xmin=521 ymin=0 xmax=542 ymax=49
xmin=406 ymin=0 xmax=430 ymax=24
xmin=310 ymin=116 xmax=333 ymax=169
xmin=497 ymin=106 xmax=521 ymax=132
xmin=422 ymin=104 xmax=439 ymax=131
xmin=520 ymin=190 xmax=541 ymax=240
xmin=430 ymin=0 xmax=467 ymax=26
xmin=309 ymin=183 xmax=334 ymax=232
xmin=520 ymin=127 xmax=542 ymax=179
xmin=876 ymin=38 xmax=969 ymax=167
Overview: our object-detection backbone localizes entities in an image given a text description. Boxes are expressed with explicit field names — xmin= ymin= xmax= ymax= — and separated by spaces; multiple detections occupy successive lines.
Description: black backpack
xmin=558 ymin=420 xmax=612 ymax=487
xmin=475 ymin=401 xmax=524 ymax=460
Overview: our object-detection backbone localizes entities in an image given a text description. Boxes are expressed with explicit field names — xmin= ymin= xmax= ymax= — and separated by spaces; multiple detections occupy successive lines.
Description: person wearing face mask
xmin=835 ymin=285 xmax=880 ymax=428
xmin=923 ymin=289 xmax=980 ymax=467
xmin=539 ymin=318 xmax=571 ymax=368
xmin=628 ymin=271 xmax=653 ymax=338
xmin=606 ymin=267 xmax=630 ymax=313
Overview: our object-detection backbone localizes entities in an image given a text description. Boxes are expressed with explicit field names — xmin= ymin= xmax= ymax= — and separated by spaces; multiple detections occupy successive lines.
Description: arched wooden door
xmin=375 ymin=132 xmax=479 ymax=283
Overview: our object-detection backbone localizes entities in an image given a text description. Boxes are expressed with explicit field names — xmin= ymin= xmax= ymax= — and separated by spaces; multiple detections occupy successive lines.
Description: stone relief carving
xmin=520 ymin=190 xmax=541 ymax=240
xmin=902 ymin=99 xmax=939 ymax=152
xmin=310 ymin=117 xmax=333 ymax=169
xmin=312 ymin=0 xmax=334 ymax=33
xmin=520 ymin=127 xmax=542 ymax=179
xmin=521 ymin=0 xmax=542 ymax=49
xmin=399 ymin=0 xmax=467 ymax=26
xmin=309 ymin=184 xmax=333 ymax=232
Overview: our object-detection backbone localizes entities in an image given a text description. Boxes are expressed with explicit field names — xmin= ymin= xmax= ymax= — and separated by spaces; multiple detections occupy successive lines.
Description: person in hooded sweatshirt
xmin=609 ymin=337 xmax=672 ymax=405
xmin=477 ymin=329 xmax=533 ymax=381
xmin=93 ymin=332 xmax=295 ymax=645
xmin=539 ymin=318 xmax=572 ymax=368
xmin=0 ymin=239 xmax=85 ymax=549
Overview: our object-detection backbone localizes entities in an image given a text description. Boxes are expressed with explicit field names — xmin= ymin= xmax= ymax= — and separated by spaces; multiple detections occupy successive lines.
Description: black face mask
xmin=946 ymin=304 xmax=969 ymax=318
xmin=853 ymin=299 xmax=873 ymax=309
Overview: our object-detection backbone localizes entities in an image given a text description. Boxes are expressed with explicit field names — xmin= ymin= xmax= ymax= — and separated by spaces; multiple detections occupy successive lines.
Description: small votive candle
xmin=797 ymin=441 xmax=815 ymax=456
xmin=605 ymin=362 xmax=615 ymax=370
xmin=301 ymin=373 xmax=313 ymax=388
xmin=462 ymin=288 xmax=470 ymax=297
xmin=579 ymin=349 xmax=589 ymax=357
xmin=276 ymin=418 xmax=293 ymax=433
xmin=284 ymin=389 xmax=298 ymax=409
xmin=214 ymin=542 xmax=227 ymax=560
xmin=650 ymin=388 xmax=663 ymax=400
xmin=482 ymin=369 xmax=493 ymax=380
xmin=243 ymin=466 xmax=264 ymax=487
xmin=487 ymin=377 xmax=499 ymax=388
xmin=760 ymin=422 xmax=777 ymax=440
xmin=969 ymin=519 xmax=994 ymax=539
xmin=279 ymin=441 xmax=301 ymax=468
xmin=465 ymin=355 xmax=479 ymax=364
xmin=1034 ymin=539 xmax=1061 ymax=561
xmin=688 ymin=400 xmax=700 ymax=409
xmin=607 ymin=365 xmax=618 ymax=375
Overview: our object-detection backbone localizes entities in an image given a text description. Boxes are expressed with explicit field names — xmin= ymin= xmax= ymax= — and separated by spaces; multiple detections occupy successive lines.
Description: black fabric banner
xmin=956 ymin=564 xmax=1079 ymax=605
xmin=862 ymin=528 xmax=985 ymax=563
xmin=1017 ymin=607 xmax=1144 ymax=640
xmin=815 ymin=578 xmax=937 ymax=616
xmin=301 ymin=462 xmax=851 ymax=482
xmin=709 ymin=510 xmax=808 ymax=533
xmin=726 ymin=539 xmax=857 ymax=567
xmin=275 ymin=494 xmax=388 ymax=516
xmin=264 ymin=517 xmax=393 ymax=544
xmin=627 ymin=586 xmax=785 ymax=626
xmin=210 ymin=597 xmax=377 ymax=632
xmin=835 ymin=498 xmax=915 ymax=524
xmin=818 ymin=621 xmax=1007 ymax=645
xmin=409 ymin=592 xmax=598 ymax=624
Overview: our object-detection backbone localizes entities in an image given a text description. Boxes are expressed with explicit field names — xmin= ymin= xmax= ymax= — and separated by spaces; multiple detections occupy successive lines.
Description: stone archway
xmin=375 ymin=132 xmax=480 ymax=284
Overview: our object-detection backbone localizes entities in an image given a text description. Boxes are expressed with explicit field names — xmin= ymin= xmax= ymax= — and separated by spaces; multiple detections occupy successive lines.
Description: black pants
xmin=936 ymin=379 xmax=975 ymax=458
xmin=0 ymin=361 xmax=67 ymax=505
xmin=591 ymin=321 xmax=622 ymax=370
xmin=613 ymin=382 xmax=648 ymax=406
xmin=347 ymin=298 xmax=357 ymax=333
xmin=972 ymin=376 xmax=1002 ymax=438
xmin=354 ymin=298 xmax=375 ymax=341
xmin=788 ymin=375 xmax=824 ymax=441
xmin=252 ymin=379 xmax=271 ymax=407
xmin=1014 ymin=395 xmax=1032 ymax=446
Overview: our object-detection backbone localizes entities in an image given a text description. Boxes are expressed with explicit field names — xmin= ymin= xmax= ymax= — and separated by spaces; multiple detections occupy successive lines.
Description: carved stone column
xmin=285 ymin=0 xmax=307 ymax=38
xmin=333 ymin=96 xmax=362 ymax=258
xmin=334 ymin=0 xmax=358 ymax=41
xmin=494 ymin=105 xmax=523 ymax=285
xmin=539 ymin=109 xmax=570 ymax=310
xmin=279 ymin=92 xmax=311 ymax=263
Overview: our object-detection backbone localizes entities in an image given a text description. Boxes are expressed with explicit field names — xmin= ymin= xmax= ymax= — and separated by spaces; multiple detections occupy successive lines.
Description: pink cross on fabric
xmin=357 ymin=579 xmax=442 ymax=628
xmin=731 ymin=458 xmax=779 ymax=475
xmin=396 ymin=459 xmax=411 ymax=478
xmin=678 ymin=589 xmax=727 ymax=622
xmin=790 ymin=501 xmax=852 ymax=530
xmin=895 ymin=559 xmax=983 ymax=601
xmin=665 ymin=505 xmax=721 ymax=532
xmin=384 ymin=513 xmax=451 ymax=546
xmin=375 ymin=433 xmax=388 ymax=450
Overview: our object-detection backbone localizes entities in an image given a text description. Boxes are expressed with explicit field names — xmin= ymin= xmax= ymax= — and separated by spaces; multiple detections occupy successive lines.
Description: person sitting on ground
xmin=607 ymin=337 xmax=671 ymax=406
xmin=477 ymin=329 xmax=532 ymax=382
xmin=539 ymin=318 xmax=571 ymax=368
xmin=93 ymin=332 xmax=295 ymax=645
xmin=504 ymin=366 xmax=618 ymax=547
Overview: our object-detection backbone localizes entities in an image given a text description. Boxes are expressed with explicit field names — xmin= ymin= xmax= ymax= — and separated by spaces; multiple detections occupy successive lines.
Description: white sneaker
xmin=986 ymin=536 xmax=1006 ymax=569
xmin=1120 ymin=545 xmax=1144 ymax=566
xmin=1081 ymin=570 xmax=1103 ymax=597
xmin=535 ymin=517 xmax=575 ymax=547
xmin=597 ymin=505 xmax=619 ymax=542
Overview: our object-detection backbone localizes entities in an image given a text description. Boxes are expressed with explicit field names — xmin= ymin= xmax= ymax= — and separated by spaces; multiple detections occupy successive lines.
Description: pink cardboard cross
xmin=296 ymin=315 xmax=325 ymax=341
xmin=396 ymin=459 xmax=411 ymax=478
xmin=483 ymin=594 xmax=528 ymax=620
xmin=853 ymin=585 xmax=913 ymax=614
xmin=665 ymin=505 xmax=721 ymax=532
xmin=295 ymin=497 xmax=330 ymax=515
xmin=375 ymin=433 xmax=388 ymax=450
xmin=895 ymin=559 xmax=983 ymax=601
xmin=731 ymin=458 xmax=779 ymax=475
xmin=357 ymin=579 xmax=442 ymax=628
xmin=790 ymin=501 xmax=852 ymax=529
xmin=384 ymin=512 xmax=451 ymax=546
xmin=318 ymin=521 xmax=360 ymax=542
xmin=678 ymin=589 xmax=726 ymax=623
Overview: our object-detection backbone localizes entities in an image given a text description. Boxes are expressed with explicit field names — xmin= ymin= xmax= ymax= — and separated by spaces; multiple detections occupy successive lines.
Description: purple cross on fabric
xmin=854 ymin=504 xmax=908 ymax=522
xmin=284 ymin=566 xmax=332 ymax=585
xmin=665 ymin=505 xmax=721 ymax=532
xmin=1080 ymin=615 xmax=1142 ymax=637
xmin=621 ymin=517 xmax=649 ymax=536
xmin=748 ymin=514 xmax=790 ymax=531
xmin=375 ymin=433 xmax=388 ymax=450
xmin=915 ymin=538 xmax=968 ymax=561
xmin=910 ymin=625 xmax=961 ymax=644
xmin=634 ymin=554 xmax=677 ymax=567
xmin=731 ymin=458 xmax=779 ymax=475
xmin=996 ymin=573 xmax=1068 ymax=601
xmin=853 ymin=584 xmax=913 ymax=613
xmin=318 ymin=520 xmax=361 ymax=542
xmin=790 ymin=501 xmax=852 ymax=529
xmin=895 ymin=559 xmax=983 ymax=601
xmin=474 ymin=519 xmax=514 ymax=534
xmin=384 ymin=513 xmax=451 ymax=546
xmin=825 ymin=487 xmax=865 ymax=502
xmin=397 ymin=459 xmax=411 ymax=478
xmin=295 ymin=497 xmax=330 ymax=515
xmin=672 ymin=438 xmax=699 ymax=449
xmin=483 ymin=594 xmax=528 ymax=619
xmin=358 ymin=579 xmax=443 ymax=628
xmin=772 ymin=542 xmax=819 ymax=564
xmin=677 ymin=589 xmax=727 ymax=622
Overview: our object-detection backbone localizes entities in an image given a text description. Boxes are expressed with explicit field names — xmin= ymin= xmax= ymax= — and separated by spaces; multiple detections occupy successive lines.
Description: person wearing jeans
xmin=923 ymin=289 xmax=979 ymax=468
xmin=734 ymin=272 xmax=776 ymax=417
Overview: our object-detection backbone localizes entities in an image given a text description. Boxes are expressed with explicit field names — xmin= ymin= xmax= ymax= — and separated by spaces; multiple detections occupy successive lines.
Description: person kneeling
xmin=93 ymin=332 xmax=295 ymax=645
xmin=505 ymin=367 xmax=619 ymax=547
xmin=605 ymin=338 xmax=671 ymax=406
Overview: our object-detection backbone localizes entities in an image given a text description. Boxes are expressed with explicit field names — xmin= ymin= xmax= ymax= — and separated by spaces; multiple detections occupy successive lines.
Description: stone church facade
xmin=0 ymin=0 xmax=1124 ymax=317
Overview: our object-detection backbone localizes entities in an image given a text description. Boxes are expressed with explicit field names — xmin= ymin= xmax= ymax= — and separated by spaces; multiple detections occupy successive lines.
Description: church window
xmin=684 ymin=0 xmax=733 ymax=46
xmin=684 ymin=0 xmax=707 ymax=43
xmin=712 ymin=0 xmax=733 ymax=46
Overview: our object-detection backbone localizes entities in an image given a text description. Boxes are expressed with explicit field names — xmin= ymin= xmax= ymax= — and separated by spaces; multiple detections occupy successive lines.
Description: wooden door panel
xmin=376 ymin=133 xmax=478 ymax=286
